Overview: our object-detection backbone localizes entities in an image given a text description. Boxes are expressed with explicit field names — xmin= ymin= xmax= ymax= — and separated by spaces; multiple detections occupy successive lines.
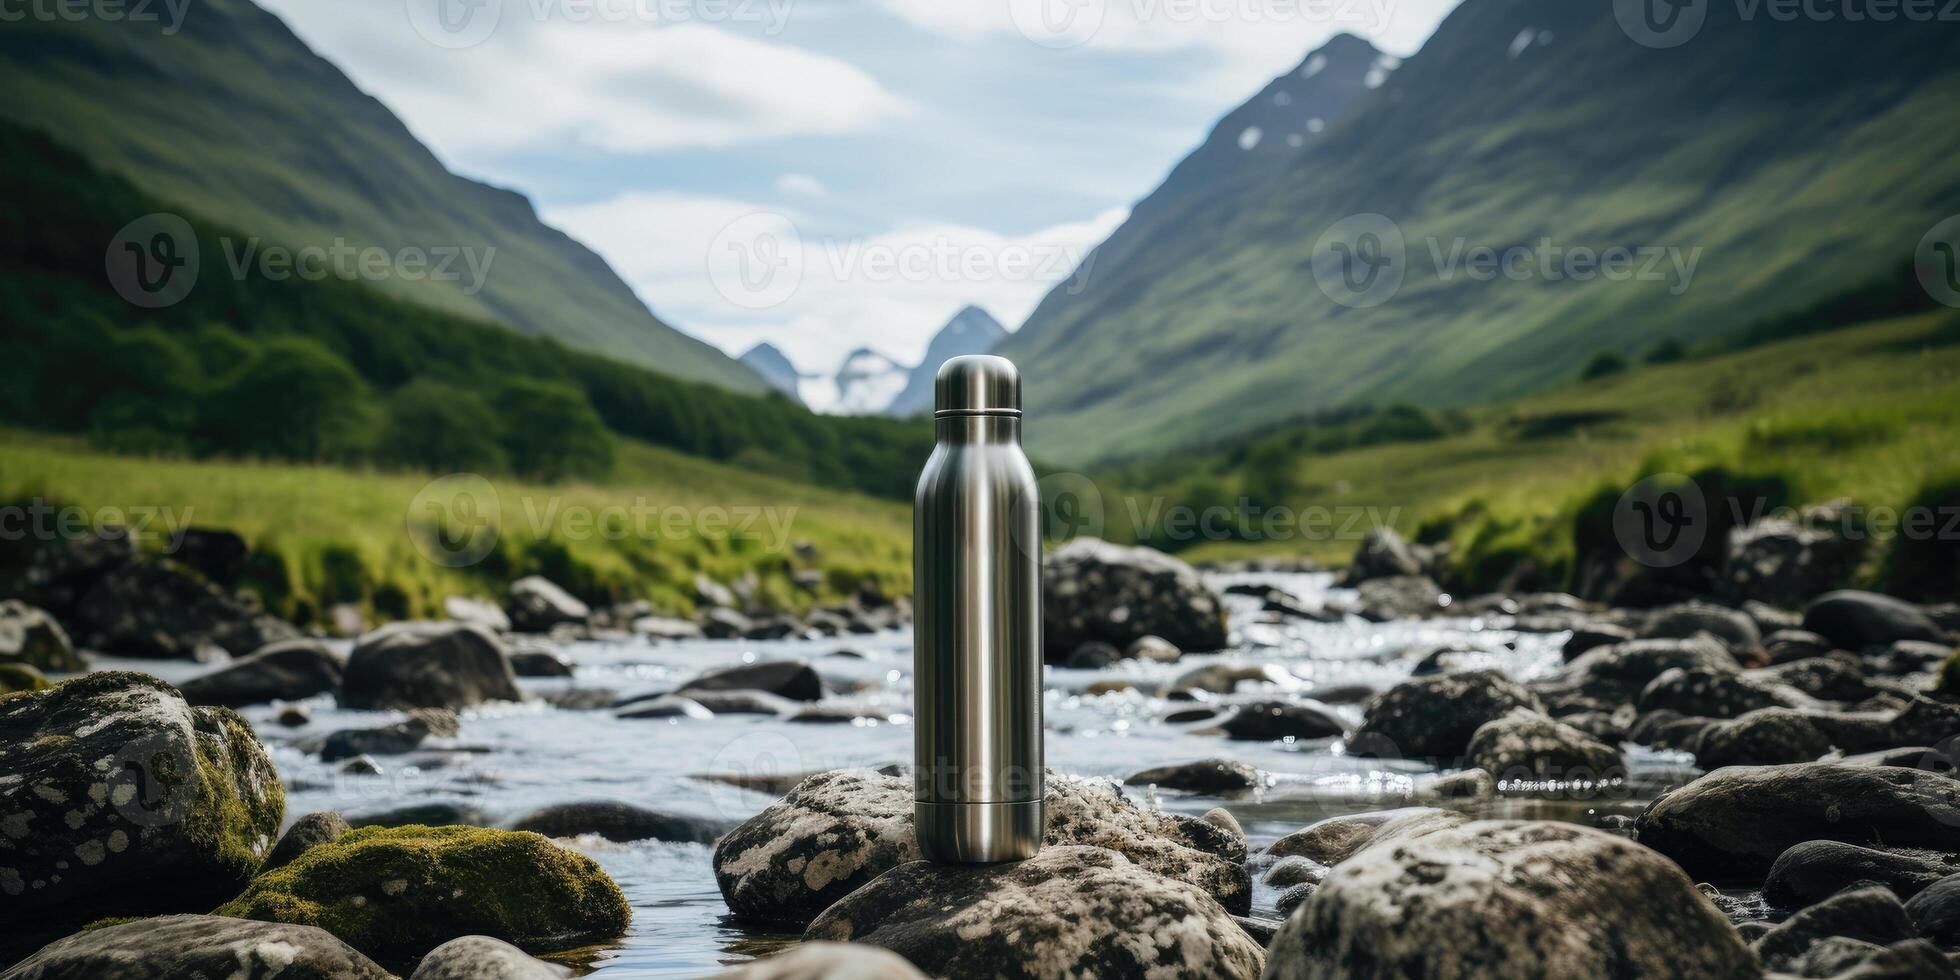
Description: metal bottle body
xmin=913 ymin=411 xmax=1044 ymax=863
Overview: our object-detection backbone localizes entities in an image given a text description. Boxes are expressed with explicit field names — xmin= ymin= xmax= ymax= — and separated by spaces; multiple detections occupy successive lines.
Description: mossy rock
xmin=0 ymin=661 xmax=50 ymax=696
xmin=0 ymin=599 xmax=84 ymax=673
xmin=215 ymin=824 xmax=630 ymax=967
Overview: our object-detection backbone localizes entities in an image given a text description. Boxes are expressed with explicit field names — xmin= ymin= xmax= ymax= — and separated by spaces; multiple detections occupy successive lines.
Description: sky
xmin=258 ymin=0 xmax=1464 ymax=402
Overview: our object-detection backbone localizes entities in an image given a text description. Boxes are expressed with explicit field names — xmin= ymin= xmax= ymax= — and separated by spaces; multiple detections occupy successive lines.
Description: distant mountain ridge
xmin=829 ymin=347 xmax=910 ymax=415
xmin=997 ymin=1 xmax=1960 ymax=462
xmin=740 ymin=342 xmax=805 ymax=403
xmin=0 ymin=0 xmax=765 ymax=393
xmin=885 ymin=306 xmax=1008 ymax=417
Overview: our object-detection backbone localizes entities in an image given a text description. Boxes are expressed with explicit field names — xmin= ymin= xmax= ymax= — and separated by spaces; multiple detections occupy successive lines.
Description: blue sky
xmin=260 ymin=0 xmax=1463 ymax=391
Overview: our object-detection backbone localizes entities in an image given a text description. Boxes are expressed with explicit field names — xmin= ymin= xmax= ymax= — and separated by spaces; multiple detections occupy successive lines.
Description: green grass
xmin=0 ymin=432 xmax=911 ymax=626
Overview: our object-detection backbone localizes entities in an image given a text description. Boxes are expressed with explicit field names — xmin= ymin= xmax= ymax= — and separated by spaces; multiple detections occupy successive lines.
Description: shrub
xmin=1644 ymin=338 xmax=1688 ymax=364
xmin=495 ymin=379 xmax=614 ymax=481
xmin=197 ymin=336 xmax=376 ymax=462
xmin=1880 ymin=470 xmax=1960 ymax=602
xmin=377 ymin=379 xmax=509 ymax=474
xmin=1580 ymin=352 xmax=1630 ymax=381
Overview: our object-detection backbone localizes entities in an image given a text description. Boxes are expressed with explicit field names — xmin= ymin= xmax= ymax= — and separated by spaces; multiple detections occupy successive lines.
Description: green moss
xmin=176 ymin=707 xmax=286 ymax=885
xmin=214 ymin=825 xmax=630 ymax=968
xmin=0 ymin=662 xmax=49 ymax=695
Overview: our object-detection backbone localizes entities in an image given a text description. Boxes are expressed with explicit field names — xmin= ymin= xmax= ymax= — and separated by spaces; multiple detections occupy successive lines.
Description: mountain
xmin=0 ymin=0 xmax=765 ymax=394
xmin=885 ymin=306 xmax=1009 ymax=417
xmin=997 ymin=2 xmax=1960 ymax=462
xmin=829 ymin=348 xmax=910 ymax=415
xmin=740 ymin=342 xmax=805 ymax=403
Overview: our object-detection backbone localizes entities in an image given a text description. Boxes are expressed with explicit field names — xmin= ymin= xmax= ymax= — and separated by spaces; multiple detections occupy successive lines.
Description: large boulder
xmin=1351 ymin=669 xmax=1543 ymax=761
xmin=409 ymin=936 xmax=572 ymax=980
xmin=1802 ymin=591 xmax=1943 ymax=651
xmin=340 ymin=623 xmax=522 ymax=711
xmin=1723 ymin=505 xmax=1863 ymax=608
xmin=1042 ymin=539 xmax=1227 ymax=658
xmin=178 ymin=638 xmax=346 ymax=707
xmin=0 ymin=673 xmax=285 ymax=961
xmin=1907 ymin=873 xmax=1960 ymax=947
xmin=70 ymin=559 xmax=298 ymax=659
xmin=215 ymin=825 xmax=630 ymax=968
xmin=1691 ymin=708 xmax=1838 ymax=768
xmin=713 ymin=769 xmax=1248 ymax=926
xmin=803 ymin=845 xmax=1264 ymax=979
xmin=1265 ymin=820 xmax=1757 ymax=980
xmin=677 ymin=661 xmax=822 ymax=702
xmin=1635 ymin=763 xmax=1960 ymax=880
xmin=1465 ymin=708 xmax=1623 ymax=782
xmin=1752 ymin=887 xmax=1919 ymax=974
xmin=165 ymin=527 xmax=251 ymax=589
xmin=1 ymin=914 xmax=391 ymax=979
xmin=0 ymin=601 xmax=82 ymax=673
xmin=505 ymin=576 xmax=590 ymax=634
xmin=444 ymin=596 xmax=512 ymax=633
xmin=1764 ymin=841 xmax=1958 ymax=910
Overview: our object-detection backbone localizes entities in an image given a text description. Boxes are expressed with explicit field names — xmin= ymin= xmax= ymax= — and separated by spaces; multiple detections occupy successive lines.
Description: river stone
xmin=0 ymin=601 xmax=82 ymax=673
xmin=1465 ymin=708 xmax=1623 ymax=782
xmin=510 ymin=801 xmax=731 ymax=844
xmin=0 ymin=672 xmax=285 ymax=961
xmin=1063 ymin=641 xmax=1121 ymax=670
xmin=716 ymin=942 xmax=928 ymax=979
xmin=508 ymin=651 xmax=575 ymax=678
xmin=1266 ymin=808 xmax=1467 ymax=866
xmin=1803 ymin=591 xmax=1943 ymax=651
xmin=677 ymin=661 xmax=822 ymax=702
xmin=347 ymin=802 xmax=495 ymax=829
xmin=266 ymin=811 xmax=353 ymax=871
xmin=1532 ymin=636 xmax=1739 ymax=715
xmin=215 ymin=825 xmax=630 ymax=967
xmin=340 ymin=622 xmax=522 ymax=711
xmin=1780 ymin=938 xmax=1959 ymax=979
xmin=1754 ymin=886 xmax=1919 ymax=973
xmin=1341 ymin=527 xmax=1425 ymax=585
xmin=178 ymin=638 xmax=346 ymax=707
xmin=1638 ymin=666 xmax=1802 ymax=719
xmin=713 ymin=768 xmax=1249 ymax=926
xmin=1220 ymin=700 xmax=1345 ymax=741
xmin=1692 ymin=708 xmax=1838 ymax=768
xmin=1724 ymin=507 xmax=1863 ymax=609
xmin=1563 ymin=623 xmax=1635 ymax=661
xmin=1353 ymin=575 xmax=1449 ymax=621
xmin=1635 ymin=763 xmax=1960 ymax=880
xmin=1042 ymin=538 xmax=1228 ymax=658
xmin=410 ymin=935 xmax=572 ymax=980
xmin=70 ymin=559 xmax=299 ymax=659
xmin=1126 ymin=635 xmax=1183 ymax=663
xmin=1 ymin=914 xmax=391 ymax=979
xmin=1764 ymin=841 xmax=1959 ymax=909
xmin=1642 ymin=600 xmax=1762 ymax=649
xmin=0 ymin=662 xmax=49 ymax=696
xmin=1265 ymin=820 xmax=1757 ymax=980
xmin=1127 ymin=758 xmax=1260 ymax=792
xmin=444 ymin=595 xmax=512 ymax=633
xmin=309 ymin=709 xmax=459 ymax=762
xmin=1765 ymin=629 xmax=1838 ymax=664
xmin=1906 ymin=873 xmax=1960 ymax=947
xmin=1352 ymin=669 xmax=1542 ymax=761
xmin=803 ymin=845 xmax=1264 ymax=980
xmin=505 ymin=576 xmax=590 ymax=634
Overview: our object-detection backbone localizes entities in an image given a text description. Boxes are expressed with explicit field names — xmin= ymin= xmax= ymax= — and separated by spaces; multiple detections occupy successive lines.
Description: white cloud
xmin=545 ymin=190 xmax=1129 ymax=410
xmin=775 ymin=173 xmax=829 ymax=198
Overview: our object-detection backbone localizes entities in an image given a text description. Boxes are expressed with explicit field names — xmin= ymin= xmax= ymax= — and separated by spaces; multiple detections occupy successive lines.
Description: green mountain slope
xmin=1000 ymin=0 xmax=1960 ymax=463
xmin=0 ymin=0 xmax=764 ymax=393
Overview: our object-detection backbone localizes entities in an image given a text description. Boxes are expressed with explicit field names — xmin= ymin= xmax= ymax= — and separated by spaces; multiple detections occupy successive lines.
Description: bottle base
xmin=914 ymin=800 xmax=1044 ymax=864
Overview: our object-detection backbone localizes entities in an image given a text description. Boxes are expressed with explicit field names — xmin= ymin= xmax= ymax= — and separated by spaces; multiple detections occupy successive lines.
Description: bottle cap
xmin=934 ymin=355 xmax=1020 ymax=417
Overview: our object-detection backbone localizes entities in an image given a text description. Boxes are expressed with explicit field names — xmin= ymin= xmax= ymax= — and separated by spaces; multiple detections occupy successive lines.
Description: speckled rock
xmin=0 ymin=673 xmax=285 ymax=962
xmin=1635 ymin=763 xmax=1960 ymax=879
xmin=178 ymin=639 xmax=346 ymax=707
xmin=713 ymin=769 xmax=1249 ymax=926
xmin=0 ymin=601 xmax=83 ymax=674
xmin=1692 ymin=708 xmax=1838 ymax=768
xmin=1 ymin=914 xmax=390 ymax=979
xmin=1723 ymin=506 xmax=1864 ymax=609
xmin=1753 ymin=887 xmax=1918 ymax=974
xmin=1764 ymin=841 xmax=1958 ymax=910
xmin=1466 ymin=708 xmax=1624 ymax=782
xmin=1531 ymin=637 xmax=1739 ymax=715
xmin=715 ymin=942 xmax=928 ymax=979
xmin=505 ymin=576 xmax=590 ymax=634
xmin=410 ymin=935 xmax=572 ymax=979
xmin=1637 ymin=667 xmax=1804 ymax=719
xmin=215 ymin=825 xmax=630 ymax=968
xmin=71 ymin=559 xmax=298 ymax=659
xmin=1126 ymin=759 xmax=1260 ymax=793
xmin=804 ymin=845 xmax=1264 ymax=979
xmin=1351 ymin=669 xmax=1542 ymax=761
xmin=340 ymin=623 xmax=522 ymax=711
xmin=1265 ymin=821 xmax=1758 ymax=980
xmin=1042 ymin=539 xmax=1228 ymax=658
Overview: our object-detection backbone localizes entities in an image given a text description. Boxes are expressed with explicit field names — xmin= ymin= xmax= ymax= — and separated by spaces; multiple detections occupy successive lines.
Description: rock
xmin=1264 ymin=855 xmax=1327 ymax=889
xmin=803 ymin=845 xmax=1264 ymax=979
xmin=0 ymin=661 xmax=50 ymax=695
xmin=1163 ymin=707 xmax=1219 ymax=724
xmin=1466 ymin=708 xmax=1623 ymax=782
xmin=1353 ymin=575 xmax=1449 ymax=621
xmin=1743 ymin=599 xmax=1805 ymax=634
xmin=1267 ymin=808 xmax=1467 ymax=866
xmin=444 ymin=596 xmax=512 ymax=633
xmin=1694 ymin=708 xmax=1837 ymax=768
xmin=1126 ymin=758 xmax=1260 ymax=792
xmin=1876 ymin=639 xmax=1954 ymax=675
xmin=713 ymin=769 xmax=1249 ymax=926
xmin=1533 ymin=636 xmax=1739 ymax=714
xmin=341 ymin=754 xmax=385 ymax=775
xmin=1265 ymin=820 xmax=1757 ymax=980
xmin=745 ymin=617 xmax=804 ymax=641
xmin=680 ymin=689 xmax=798 ymax=716
xmin=326 ymin=602 xmax=368 ymax=638
xmin=341 ymin=623 xmax=522 ymax=711
xmin=0 ymin=600 xmax=83 ymax=673
xmin=678 ymin=661 xmax=822 ymax=702
xmin=633 ymin=615 xmax=704 ymax=641
xmin=1754 ymin=887 xmax=1919 ymax=974
xmin=510 ymin=801 xmax=730 ymax=844
xmin=716 ymin=942 xmax=928 ymax=979
xmin=505 ymin=576 xmax=590 ymax=634
xmin=1062 ymin=641 xmax=1120 ymax=670
xmin=508 ymin=651 xmax=574 ymax=678
xmin=71 ymin=559 xmax=298 ymax=658
xmin=1352 ymin=669 xmax=1542 ymax=761
xmin=1168 ymin=662 xmax=1294 ymax=694
xmin=1725 ymin=506 xmax=1863 ymax=608
xmin=1201 ymin=806 xmax=1241 ymax=837
xmin=694 ymin=574 xmax=739 ymax=611
xmin=164 ymin=527 xmax=251 ymax=589
xmin=1758 ymin=656 xmax=1878 ymax=702
xmin=0 ymin=672 xmax=285 ymax=961
xmin=1083 ymin=680 xmax=1136 ymax=696
xmin=1220 ymin=700 xmax=1345 ymax=741
xmin=1042 ymin=538 xmax=1228 ymax=658
xmin=1764 ymin=841 xmax=1958 ymax=909
xmin=1642 ymin=600 xmax=1763 ymax=650
xmin=266 ymin=811 xmax=353 ymax=871
xmin=177 ymin=638 xmax=346 ymax=707
xmin=1803 ymin=591 xmax=1943 ymax=651
xmin=1423 ymin=767 xmax=1497 ymax=801
xmin=1637 ymin=666 xmax=1801 ymax=719
xmin=2 ymin=914 xmax=391 ymax=979
xmin=277 ymin=704 xmax=312 ymax=727
xmin=347 ymin=802 xmax=494 ymax=828
xmin=20 ymin=526 xmax=137 ymax=614
xmin=1634 ymin=763 xmax=1960 ymax=879
xmin=215 ymin=826 xmax=628 ymax=966
xmin=1767 ymin=629 xmax=1839 ymax=664
xmin=1121 ymin=635 xmax=1180 ymax=664
xmin=1341 ymin=527 xmax=1426 ymax=584
xmin=701 ymin=608 xmax=756 ymax=639
xmin=1563 ymin=623 xmax=1635 ymax=661
xmin=410 ymin=935 xmax=572 ymax=980
xmin=617 ymin=695 xmax=714 ymax=721
xmin=1906 ymin=873 xmax=1960 ymax=947
xmin=310 ymin=709 xmax=459 ymax=761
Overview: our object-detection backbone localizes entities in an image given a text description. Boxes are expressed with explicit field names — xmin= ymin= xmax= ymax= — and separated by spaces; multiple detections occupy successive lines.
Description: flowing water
xmin=103 ymin=571 xmax=1702 ymax=977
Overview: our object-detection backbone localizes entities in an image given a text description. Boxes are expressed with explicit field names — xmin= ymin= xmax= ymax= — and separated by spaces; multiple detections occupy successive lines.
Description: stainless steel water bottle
xmin=913 ymin=354 xmax=1044 ymax=863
